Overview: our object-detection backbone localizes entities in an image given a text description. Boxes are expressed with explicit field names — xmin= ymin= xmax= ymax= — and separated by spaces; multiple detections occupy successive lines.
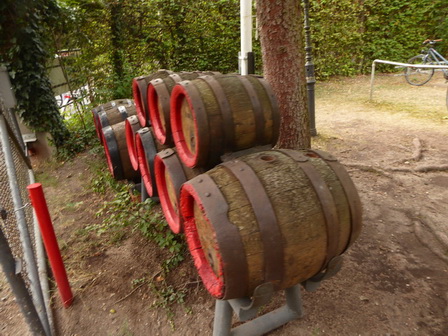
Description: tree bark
xmin=256 ymin=0 xmax=310 ymax=149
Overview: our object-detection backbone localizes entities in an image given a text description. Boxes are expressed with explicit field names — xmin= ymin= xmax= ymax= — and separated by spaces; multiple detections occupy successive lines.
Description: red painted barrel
xmin=135 ymin=127 xmax=167 ymax=197
xmin=92 ymin=99 xmax=134 ymax=144
xmin=102 ymin=121 xmax=140 ymax=181
xmin=154 ymin=148 xmax=204 ymax=234
xmin=170 ymin=74 xmax=280 ymax=168
xmin=132 ymin=70 xmax=173 ymax=127
xmin=125 ymin=115 xmax=142 ymax=171
xmin=147 ymin=72 xmax=220 ymax=146
xmin=180 ymin=149 xmax=362 ymax=299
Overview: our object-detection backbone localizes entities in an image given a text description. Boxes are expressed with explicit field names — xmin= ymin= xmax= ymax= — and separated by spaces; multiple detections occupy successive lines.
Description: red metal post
xmin=27 ymin=183 xmax=74 ymax=308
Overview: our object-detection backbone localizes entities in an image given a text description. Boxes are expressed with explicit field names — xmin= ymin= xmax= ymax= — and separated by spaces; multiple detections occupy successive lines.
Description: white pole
xmin=240 ymin=0 xmax=253 ymax=75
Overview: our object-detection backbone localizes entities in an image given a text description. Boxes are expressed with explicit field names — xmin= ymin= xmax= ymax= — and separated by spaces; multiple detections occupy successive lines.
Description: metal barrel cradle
xmin=212 ymin=256 xmax=343 ymax=336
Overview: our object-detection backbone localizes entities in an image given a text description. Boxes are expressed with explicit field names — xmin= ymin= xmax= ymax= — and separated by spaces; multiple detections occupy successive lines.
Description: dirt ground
xmin=1 ymin=73 xmax=447 ymax=335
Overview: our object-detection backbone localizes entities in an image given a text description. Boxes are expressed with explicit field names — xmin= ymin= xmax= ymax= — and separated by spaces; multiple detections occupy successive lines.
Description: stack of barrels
xmin=92 ymin=69 xmax=363 ymax=301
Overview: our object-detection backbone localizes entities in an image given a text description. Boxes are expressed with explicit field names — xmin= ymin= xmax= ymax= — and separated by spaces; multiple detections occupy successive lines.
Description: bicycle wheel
xmin=404 ymin=55 xmax=434 ymax=86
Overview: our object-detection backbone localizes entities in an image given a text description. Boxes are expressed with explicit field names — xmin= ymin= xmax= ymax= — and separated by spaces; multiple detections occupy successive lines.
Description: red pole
xmin=27 ymin=183 xmax=74 ymax=308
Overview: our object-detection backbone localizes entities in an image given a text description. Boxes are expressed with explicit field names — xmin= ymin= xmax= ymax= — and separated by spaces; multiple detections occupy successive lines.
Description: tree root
xmin=345 ymin=163 xmax=448 ymax=174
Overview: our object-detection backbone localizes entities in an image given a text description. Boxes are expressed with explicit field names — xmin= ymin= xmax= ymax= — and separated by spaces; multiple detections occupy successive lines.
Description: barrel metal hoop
xmin=159 ymin=148 xmax=176 ymax=160
xmin=161 ymin=151 xmax=187 ymax=199
xmin=238 ymin=76 xmax=265 ymax=145
xmin=221 ymin=160 xmax=284 ymax=287
xmin=152 ymin=79 xmax=171 ymax=128
xmin=118 ymin=105 xmax=128 ymax=121
xmin=170 ymin=73 xmax=183 ymax=83
xmin=308 ymin=151 xmax=362 ymax=250
xmin=104 ymin=126 xmax=124 ymax=180
xmin=138 ymin=128 xmax=158 ymax=191
xmin=200 ymin=75 xmax=235 ymax=152
xmin=254 ymin=76 xmax=280 ymax=144
xmin=279 ymin=150 xmax=340 ymax=271
xmin=179 ymin=81 xmax=210 ymax=167
xmin=307 ymin=149 xmax=337 ymax=162
xmin=98 ymin=111 xmax=110 ymax=128
xmin=127 ymin=115 xmax=139 ymax=129
xmin=188 ymin=174 xmax=248 ymax=299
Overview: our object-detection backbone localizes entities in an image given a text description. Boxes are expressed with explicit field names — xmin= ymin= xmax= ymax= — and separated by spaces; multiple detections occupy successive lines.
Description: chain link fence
xmin=0 ymin=84 xmax=53 ymax=335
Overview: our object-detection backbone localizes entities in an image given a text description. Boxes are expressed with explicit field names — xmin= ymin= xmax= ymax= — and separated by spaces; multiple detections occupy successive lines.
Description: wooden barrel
xmin=155 ymin=148 xmax=204 ymax=234
xmin=102 ymin=121 xmax=140 ymax=181
xmin=135 ymin=127 xmax=168 ymax=198
xmin=98 ymin=104 xmax=137 ymax=130
xmin=132 ymin=70 xmax=173 ymax=127
xmin=170 ymin=74 xmax=280 ymax=168
xmin=180 ymin=149 xmax=362 ymax=299
xmin=147 ymin=71 xmax=221 ymax=146
xmin=92 ymin=99 xmax=134 ymax=143
xmin=125 ymin=115 xmax=142 ymax=171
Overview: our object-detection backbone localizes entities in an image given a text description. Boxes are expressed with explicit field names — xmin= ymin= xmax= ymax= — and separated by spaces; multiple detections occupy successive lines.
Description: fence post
xmin=0 ymin=114 xmax=51 ymax=335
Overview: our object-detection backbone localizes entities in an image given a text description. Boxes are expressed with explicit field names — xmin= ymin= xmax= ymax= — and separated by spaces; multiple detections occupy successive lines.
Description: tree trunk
xmin=256 ymin=0 xmax=310 ymax=149
xmin=110 ymin=0 xmax=125 ymax=96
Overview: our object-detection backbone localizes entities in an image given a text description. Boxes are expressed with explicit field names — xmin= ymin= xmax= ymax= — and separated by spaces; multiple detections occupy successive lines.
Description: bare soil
xmin=1 ymin=73 xmax=447 ymax=335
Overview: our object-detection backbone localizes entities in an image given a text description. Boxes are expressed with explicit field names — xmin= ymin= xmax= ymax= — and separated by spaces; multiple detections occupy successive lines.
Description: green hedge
xmin=309 ymin=0 xmax=448 ymax=78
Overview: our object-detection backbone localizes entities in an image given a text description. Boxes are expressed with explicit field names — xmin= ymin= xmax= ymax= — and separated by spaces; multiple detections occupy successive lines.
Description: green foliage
xmin=0 ymin=0 xmax=70 ymax=148
xmin=54 ymin=0 xmax=240 ymax=103
xmin=56 ymin=106 xmax=98 ymax=161
xmin=90 ymin=169 xmax=186 ymax=271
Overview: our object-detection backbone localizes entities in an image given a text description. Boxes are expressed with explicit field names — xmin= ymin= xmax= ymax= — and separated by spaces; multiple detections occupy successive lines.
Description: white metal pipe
xmin=370 ymin=59 xmax=448 ymax=100
xmin=240 ymin=0 xmax=253 ymax=75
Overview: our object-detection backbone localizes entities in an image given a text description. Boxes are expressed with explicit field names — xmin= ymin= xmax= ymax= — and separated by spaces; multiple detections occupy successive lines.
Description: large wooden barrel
xmin=92 ymin=99 xmax=134 ymax=143
xmin=98 ymin=104 xmax=137 ymax=130
xmin=132 ymin=70 xmax=173 ymax=127
xmin=102 ymin=121 xmax=140 ymax=181
xmin=135 ymin=127 xmax=167 ymax=198
xmin=125 ymin=115 xmax=142 ymax=171
xmin=147 ymin=71 xmax=221 ymax=146
xmin=170 ymin=74 xmax=280 ymax=168
xmin=180 ymin=149 xmax=362 ymax=299
xmin=154 ymin=148 xmax=204 ymax=234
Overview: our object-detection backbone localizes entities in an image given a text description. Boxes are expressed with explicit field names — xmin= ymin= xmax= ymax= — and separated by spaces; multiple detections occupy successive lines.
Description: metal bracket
xmin=213 ymin=284 xmax=303 ymax=336
xmin=302 ymin=256 xmax=343 ymax=292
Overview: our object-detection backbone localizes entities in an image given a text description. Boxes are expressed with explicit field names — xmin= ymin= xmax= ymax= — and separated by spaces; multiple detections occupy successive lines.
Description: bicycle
xmin=404 ymin=39 xmax=448 ymax=86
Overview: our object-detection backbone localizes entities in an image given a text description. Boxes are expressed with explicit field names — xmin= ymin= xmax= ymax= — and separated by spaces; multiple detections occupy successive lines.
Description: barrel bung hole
xmin=260 ymin=155 xmax=276 ymax=162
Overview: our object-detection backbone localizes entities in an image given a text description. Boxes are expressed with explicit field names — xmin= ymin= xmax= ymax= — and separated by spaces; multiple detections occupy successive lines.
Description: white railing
xmin=370 ymin=59 xmax=448 ymax=100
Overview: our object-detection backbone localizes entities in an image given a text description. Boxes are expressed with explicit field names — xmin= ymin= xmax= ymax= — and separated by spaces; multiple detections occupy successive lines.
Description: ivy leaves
xmin=1 ymin=0 xmax=70 ymax=148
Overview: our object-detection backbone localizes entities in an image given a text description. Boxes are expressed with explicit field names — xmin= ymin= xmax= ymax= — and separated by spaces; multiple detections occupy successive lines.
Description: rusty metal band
xmin=138 ymin=128 xmax=158 ymax=192
xmin=128 ymin=115 xmax=140 ymax=134
xmin=104 ymin=126 xmax=124 ymax=180
xmin=118 ymin=105 xmax=128 ymax=121
xmin=180 ymin=81 xmax=210 ymax=167
xmin=308 ymin=149 xmax=362 ymax=250
xmin=188 ymin=174 xmax=248 ymax=299
xmin=237 ymin=76 xmax=265 ymax=145
xmin=159 ymin=149 xmax=187 ymax=198
xmin=170 ymin=73 xmax=183 ymax=83
xmin=276 ymin=149 xmax=340 ymax=271
xmin=254 ymin=76 xmax=280 ymax=144
xmin=221 ymin=160 xmax=284 ymax=286
xmin=153 ymin=80 xmax=171 ymax=127
xmin=199 ymin=76 xmax=235 ymax=152
xmin=98 ymin=111 xmax=110 ymax=128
